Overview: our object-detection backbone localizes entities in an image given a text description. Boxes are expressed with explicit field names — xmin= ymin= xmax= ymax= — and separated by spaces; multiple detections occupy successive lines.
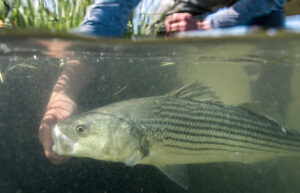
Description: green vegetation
xmin=0 ymin=0 xmax=173 ymax=36
xmin=0 ymin=0 xmax=93 ymax=31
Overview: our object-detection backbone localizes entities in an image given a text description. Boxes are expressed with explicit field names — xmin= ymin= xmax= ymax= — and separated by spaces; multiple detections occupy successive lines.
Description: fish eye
xmin=76 ymin=125 xmax=87 ymax=135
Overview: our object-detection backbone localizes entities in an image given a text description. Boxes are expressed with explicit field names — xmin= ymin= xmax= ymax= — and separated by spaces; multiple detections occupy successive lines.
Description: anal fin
xmin=157 ymin=165 xmax=189 ymax=190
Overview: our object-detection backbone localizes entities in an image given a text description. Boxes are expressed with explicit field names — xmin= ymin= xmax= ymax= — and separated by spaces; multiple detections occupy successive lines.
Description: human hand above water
xmin=165 ymin=13 xmax=212 ymax=35
xmin=39 ymin=91 xmax=77 ymax=164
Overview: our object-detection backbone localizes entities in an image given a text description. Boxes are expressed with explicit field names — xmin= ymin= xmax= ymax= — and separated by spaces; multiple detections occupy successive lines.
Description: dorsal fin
xmin=167 ymin=81 xmax=221 ymax=103
xmin=240 ymin=102 xmax=283 ymax=126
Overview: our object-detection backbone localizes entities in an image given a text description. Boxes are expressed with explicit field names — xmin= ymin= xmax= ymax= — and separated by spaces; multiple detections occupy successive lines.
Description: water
xmin=1 ymin=32 xmax=300 ymax=193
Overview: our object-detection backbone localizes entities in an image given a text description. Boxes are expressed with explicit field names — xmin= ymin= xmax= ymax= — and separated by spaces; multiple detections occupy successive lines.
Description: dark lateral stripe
xmin=162 ymin=98 xmax=250 ymax=116
xmin=164 ymin=136 xmax=277 ymax=153
xmin=159 ymin=102 xmax=277 ymax=129
xmin=158 ymin=113 xmax=300 ymax=144
xmin=165 ymin=144 xmax=250 ymax=153
xmin=162 ymin=98 xmax=278 ymax=125
xmin=139 ymin=118 xmax=300 ymax=148
xmin=161 ymin=103 xmax=274 ymax=128
xmin=159 ymin=111 xmax=274 ymax=136
xmin=157 ymin=119 xmax=300 ymax=149
xmin=157 ymin=104 xmax=300 ymax=141
xmin=165 ymin=129 xmax=300 ymax=152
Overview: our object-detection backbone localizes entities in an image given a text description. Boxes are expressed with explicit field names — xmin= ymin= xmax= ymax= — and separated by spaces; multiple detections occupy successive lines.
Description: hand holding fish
xmin=39 ymin=91 xmax=76 ymax=164
xmin=51 ymin=82 xmax=300 ymax=189
xmin=39 ymin=59 xmax=95 ymax=164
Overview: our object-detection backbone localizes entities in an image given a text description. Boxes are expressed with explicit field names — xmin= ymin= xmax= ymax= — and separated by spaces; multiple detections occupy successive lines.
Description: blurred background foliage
xmin=0 ymin=0 xmax=163 ymax=36
xmin=0 ymin=0 xmax=298 ymax=35
xmin=0 ymin=0 xmax=93 ymax=31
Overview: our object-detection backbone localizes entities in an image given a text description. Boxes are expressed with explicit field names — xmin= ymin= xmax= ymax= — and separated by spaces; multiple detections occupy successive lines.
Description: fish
xmin=52 ymin=82 xmax=300 ymax=189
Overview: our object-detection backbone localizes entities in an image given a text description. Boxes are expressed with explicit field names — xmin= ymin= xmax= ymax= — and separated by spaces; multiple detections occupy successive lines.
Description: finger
xmin=45 ymin=149 xmax=70 ymax=165
xmin=169 ymin=21 xmax=192 ymax=33
xmin=40 ymin=124 xmax=70 ymax=165
xmin=165 ymin=13 xmax=193 ymax=24
xmin=165 ymin=13 xmax=193 ymax=33
xmin=39 ymin=116 xmax=70 ymax=165
xmin=39 ymin=117 xmax=54 ymax=143
xmin=46 ymin=99 xmax=77 ymax=121
xmin=165 ymin=15 xmax=173 ymax=33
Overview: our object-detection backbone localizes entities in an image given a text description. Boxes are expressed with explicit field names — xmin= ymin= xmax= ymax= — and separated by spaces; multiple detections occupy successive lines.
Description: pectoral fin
xmin=124 ymin=149 xmax=144 ymax=167
xmin=157 ymin=165 xmax=189 ymax=190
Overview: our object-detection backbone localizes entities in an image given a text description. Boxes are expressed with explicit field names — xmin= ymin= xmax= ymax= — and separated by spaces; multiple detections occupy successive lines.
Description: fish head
xmin=51 ymin=111 xmax=144 ymax=163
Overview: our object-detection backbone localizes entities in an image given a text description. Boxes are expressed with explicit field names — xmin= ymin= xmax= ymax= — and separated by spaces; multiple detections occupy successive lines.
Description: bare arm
xmin=38 ymin=46 xmax=95 ymax=164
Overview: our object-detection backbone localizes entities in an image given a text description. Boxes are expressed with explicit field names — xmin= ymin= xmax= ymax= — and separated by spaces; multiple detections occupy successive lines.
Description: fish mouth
xmin=52 ymin=124 xmax=75 ymax=155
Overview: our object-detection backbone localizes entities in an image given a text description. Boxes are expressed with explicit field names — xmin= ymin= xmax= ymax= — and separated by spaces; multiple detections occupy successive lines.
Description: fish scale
xmin=52 ymin=82 xmax=300 ymax=189
xmin=136 ymin=99 xmax=300 ymax=154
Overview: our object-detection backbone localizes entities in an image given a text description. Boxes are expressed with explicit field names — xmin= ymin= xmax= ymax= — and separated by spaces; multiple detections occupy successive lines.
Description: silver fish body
xmin=52 ymin=82 xmax=300 ymax=188
xmin=131 ymin=97 xmax=300 ymax=163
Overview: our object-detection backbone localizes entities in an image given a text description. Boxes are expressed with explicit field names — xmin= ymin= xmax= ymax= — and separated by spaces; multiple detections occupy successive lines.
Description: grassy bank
xmin=0 ymin=0 xmax=168 ymax=37
xmin=0 ymin=0 xmax=93 ymax=32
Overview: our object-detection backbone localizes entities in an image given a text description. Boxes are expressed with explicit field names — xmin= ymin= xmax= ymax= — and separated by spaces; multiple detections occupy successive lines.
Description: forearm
xmin=204 ymin=0 xmax=286 ymax=28
xmin=75 ymin=0 xmax=140 ymax=37
xmin=52 ymin=59 xmax=95 ymax=101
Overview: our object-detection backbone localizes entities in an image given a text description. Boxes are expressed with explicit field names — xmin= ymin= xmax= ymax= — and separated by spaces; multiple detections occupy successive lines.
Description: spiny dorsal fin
xmin=167 ymin=81 xmax=221 ymax=103
xmin=240 ymin=102 xmax=283 ymax=126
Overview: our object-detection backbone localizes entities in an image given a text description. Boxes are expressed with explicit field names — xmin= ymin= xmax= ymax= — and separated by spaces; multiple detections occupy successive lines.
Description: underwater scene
xmin=0 ymin=32 xmax=300 ymax=193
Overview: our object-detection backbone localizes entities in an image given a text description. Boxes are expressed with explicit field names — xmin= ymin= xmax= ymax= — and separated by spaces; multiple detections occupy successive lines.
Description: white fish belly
xmin=140 ymin=146 xmax=290 ymax=165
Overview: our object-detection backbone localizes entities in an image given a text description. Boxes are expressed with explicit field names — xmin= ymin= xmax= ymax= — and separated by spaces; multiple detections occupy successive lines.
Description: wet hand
xmin=165 ymin=13 xmax=212 ymax=35
xmin=39 ymin=91 xmax=77 ymax=164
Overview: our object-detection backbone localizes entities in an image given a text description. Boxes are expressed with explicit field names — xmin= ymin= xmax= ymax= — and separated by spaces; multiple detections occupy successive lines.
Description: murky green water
xmin=1 ymin=32 xmax=300 ymax=193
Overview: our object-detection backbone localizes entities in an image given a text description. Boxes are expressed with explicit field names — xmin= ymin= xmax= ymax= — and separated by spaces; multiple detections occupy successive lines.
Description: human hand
xmin=36 ymin=38 xmax=93 ymax=165
xmin=39 ymin=91 xmax=77 ymax=164
xmin=165 ymin=13 xmax=212 ymax=35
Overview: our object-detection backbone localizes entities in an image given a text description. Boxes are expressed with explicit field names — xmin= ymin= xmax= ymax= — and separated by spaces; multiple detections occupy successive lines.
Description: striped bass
xmin=52 ymin=82 xmax=300 ymax=189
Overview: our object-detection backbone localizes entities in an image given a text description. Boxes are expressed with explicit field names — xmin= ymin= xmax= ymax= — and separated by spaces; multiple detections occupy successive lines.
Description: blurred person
xmin=75 ymin=0 xmax=286 ymax=37
xmin=39 ymin=0 xmax=287 ymax=164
